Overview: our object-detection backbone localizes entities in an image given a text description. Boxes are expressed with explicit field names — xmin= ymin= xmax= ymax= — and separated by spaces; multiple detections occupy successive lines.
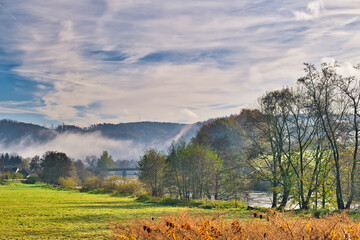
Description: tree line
xmin=139 ymin=62 xmax=360 ymax=210
xmin=1 ymin=150 xmax=124 ymax=185
xmin=28 ymin=150 xmax=119 ymax=185
xmin=0 ymin=153 xmax=22 ymax=167
xmin=243 ymin=62 xmax=360 ymax=210
xmin=138 ymin=139 xmax=224 ymax=201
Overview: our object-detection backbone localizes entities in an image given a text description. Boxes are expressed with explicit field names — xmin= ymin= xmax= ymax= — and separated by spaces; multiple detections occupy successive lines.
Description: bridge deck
xmin=106 ymin=168 xmax=139 ymax=171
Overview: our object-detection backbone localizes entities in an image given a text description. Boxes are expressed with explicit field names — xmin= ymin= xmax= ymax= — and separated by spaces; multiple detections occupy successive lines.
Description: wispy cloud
xmin=0 ymin=0 xmax=360 ymax=126
xmin=183 ymin=108 xmax=198 ymax=119
xmin=293 ymin=0 xmax=324 ymax=21
xmin=0 ymin=101 xmax=38 ymax=114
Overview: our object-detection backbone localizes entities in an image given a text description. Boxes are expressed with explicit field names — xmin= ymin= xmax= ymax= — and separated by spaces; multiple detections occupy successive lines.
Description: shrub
xmin=112 ymin=211 xmax=360 ymax=240
xmin=58 ymin=177 xmax=77 ymax=188
xmin=0 ymin=172 xmax=12 ymax=180
xmin=0 ymin=172 xmax=24 ymax=180
xmin=0 ymin=180 xmax=9 ymax=185
xmin=134 ymin=196 xmax=248 ymax=209
xmin=103 ymin=176 xmax=123 ymax=192
xmin=14 ymin=173 xmax=24 ymax=179
xmin=161 ymin=198 xmax=184 ymax=206
xmin=82 ymin=176 xmax=144 ymax=196
xmin=312 ymin=209 xmax=331 ymax=218
xmin=22 ymin=175 xmax=39 ymax=184
xmin=200 ymin=199 xmax=247 ymax=209
xmin=160 ymin=198 xmax=247 ymax=209
xmin=103 ymin=176 xmax=145 ymax=196
xmin=136 ymin=194 xmax=151 ymax=202
xmin=82 ymin=176 xmax=103 ymax=191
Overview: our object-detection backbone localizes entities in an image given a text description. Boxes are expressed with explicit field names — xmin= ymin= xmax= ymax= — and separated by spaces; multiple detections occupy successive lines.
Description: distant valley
xmin=0 ymin=120 xmax=207 ymax=160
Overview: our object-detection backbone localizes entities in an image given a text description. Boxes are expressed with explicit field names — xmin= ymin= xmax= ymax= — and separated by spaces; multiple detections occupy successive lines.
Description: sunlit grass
xmin=3 ymin=183 xmax=360 ymax=239
xmin=0 ymin=183 xmax=252 ymax=239
xmin=0 ymin=183 xmax=193 ymax=239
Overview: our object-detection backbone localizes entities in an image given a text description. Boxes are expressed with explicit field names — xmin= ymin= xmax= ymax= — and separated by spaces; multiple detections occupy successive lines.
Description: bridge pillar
xmin=122 ymin=170 xmax=127 ymax=178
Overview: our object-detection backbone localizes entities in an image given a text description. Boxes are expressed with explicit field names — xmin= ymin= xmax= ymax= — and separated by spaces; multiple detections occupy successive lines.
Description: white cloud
xmin=183 ymin=108 xmax=198 ymax=119
xmin=1 ymin=0 xmax=360 ymax=126
xmin=59 ymin=20 xmax=76 ymax=42
xmin=321 ymin=57 xmax=336 ymax=66
xmin=294 ymin=0 xmax=324 ymax=21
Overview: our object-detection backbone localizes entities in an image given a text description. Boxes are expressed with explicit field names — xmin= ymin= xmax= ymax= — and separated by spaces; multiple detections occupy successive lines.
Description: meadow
xmin=0 ymin=183 xmax=188 ymax=239
xmin=0 ymin=183 xmax=249 ymax=239
xmin=2 ymin=183 xmax=360 ymax=239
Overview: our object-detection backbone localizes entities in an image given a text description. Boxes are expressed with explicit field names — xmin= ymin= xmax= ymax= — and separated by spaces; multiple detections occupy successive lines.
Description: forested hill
xmin=0 ymin=119 xmax=205 ymax=146
xmin=0 ymin=120 xmax=56 ymax=145
xmin=193 ymin=109 xmax=255 ymax=159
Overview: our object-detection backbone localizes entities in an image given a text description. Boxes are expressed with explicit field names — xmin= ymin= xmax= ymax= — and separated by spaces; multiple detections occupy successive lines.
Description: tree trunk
xmin=335 ymin=155 xmax=345 ymax=209
xmin=271 ymin=191 xmax=278 ymax=208
xmin=280 ymin=182 xmax=290 ymax=208
xmin=346 ymin=112 xmax=359 ymax=209
xmin=322 ymin=182 xmax=326 ymax=209
xmin=346 ymin=157 xmax=357 ymax=209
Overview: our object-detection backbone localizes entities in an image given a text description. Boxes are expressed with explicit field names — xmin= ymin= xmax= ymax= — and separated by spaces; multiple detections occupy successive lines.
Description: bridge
xmin=106 ymin=167 xmax=139 ymax=177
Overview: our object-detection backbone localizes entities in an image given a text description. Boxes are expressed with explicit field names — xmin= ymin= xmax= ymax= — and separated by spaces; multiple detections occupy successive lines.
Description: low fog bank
xmin=0 ymin=127 xmax=195 ymax=161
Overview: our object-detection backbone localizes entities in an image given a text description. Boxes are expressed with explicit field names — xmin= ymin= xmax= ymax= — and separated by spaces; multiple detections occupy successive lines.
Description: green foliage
xmin=74 ymin=159 xmax=93 ymax=184
xmin=164 ymin=139 xmax=223 ymax=200
xmin=40 ymin=151 xmax=75 ymax=184
xmin=97 ymin=150 xmax=115 ymax=169
xmin=193 ymin=113 xmax=250 ymax=165
xmin=135 ymin=194 xmax=247 ymax=210
xmin=30 ymin=155 xmax=41 ymax=174
xmin=0 ymin=180 xmax=8 ymax=185
xmin=0 ymin=153 xmax=22 ymax=166
xmin=161 ymin=197 xmax=184 ymax=206
xmin=194 ymin=199 xmax=247 ymax=209
xmin=58 ymin=176 xmax=78 ymax=188
xmin=138 ymin=148 xmax=166 ymax=196
xmin=135 ymin=193 xmax=151 ymax=202
xmin=311 ymin=209 xmax=331 ymax=218
xmin=19 ymin=158 xmax=30 ymax=171
xmin=0 ymin=172 xmax=24 ymax=180
xmin=22 ymin=175 xmax=39 ymax=184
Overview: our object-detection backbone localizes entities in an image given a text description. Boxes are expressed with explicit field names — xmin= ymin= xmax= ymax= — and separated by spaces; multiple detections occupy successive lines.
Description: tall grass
xmin=83 ymin=175 xmax=145 ymax=196
xmin=112 ymin=211 xmax=360 ymax=239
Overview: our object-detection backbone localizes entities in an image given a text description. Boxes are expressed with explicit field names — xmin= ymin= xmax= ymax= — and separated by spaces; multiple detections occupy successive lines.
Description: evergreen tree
xmin=97 ymin=151 xmax=115 ymax=169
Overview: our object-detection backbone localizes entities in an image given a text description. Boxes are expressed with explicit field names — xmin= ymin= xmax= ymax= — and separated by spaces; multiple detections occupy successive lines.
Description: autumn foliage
xmin=112 ymin=211 xmax=360 ymax=240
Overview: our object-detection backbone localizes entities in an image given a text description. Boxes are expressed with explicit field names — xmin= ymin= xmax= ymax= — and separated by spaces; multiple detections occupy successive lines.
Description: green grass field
xmin=0 ymin=183 xmax=250 ymax=239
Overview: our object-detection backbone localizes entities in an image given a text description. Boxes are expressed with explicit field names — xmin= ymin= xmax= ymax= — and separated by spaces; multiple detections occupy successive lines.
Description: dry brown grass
xmin=111 ymin=210 xmax=360 ymax=240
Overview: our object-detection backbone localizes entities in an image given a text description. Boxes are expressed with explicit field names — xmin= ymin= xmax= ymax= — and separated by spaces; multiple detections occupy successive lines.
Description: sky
xmin=1 ymin=0 xmax=360 ymax=127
